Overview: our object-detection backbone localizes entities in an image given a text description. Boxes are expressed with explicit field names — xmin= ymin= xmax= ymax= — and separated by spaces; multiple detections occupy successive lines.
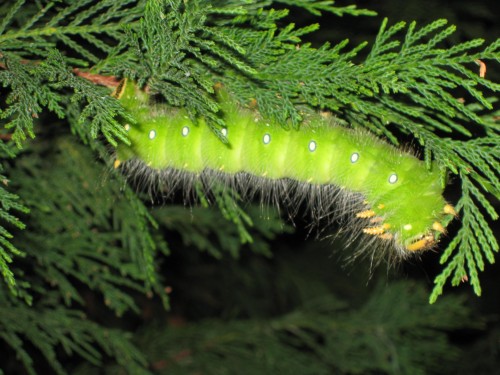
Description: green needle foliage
xmin=0 ymin=163 xmax=28 ymax=298
xmin=8 ymin=137 xmax=169 ymax=314
xmin=1 ymin=295 xmax=151 ymax=375
xmin=0 ymin=0 xmax=499 ymax=373
xmin=130 ymin=282 xmax=473 ymax=375
xmin=0 ymin=133 xmax=284 ymax=373
xmin=2 ymin=0 xmax=497 ymax=300
xmin=0 ymin=135 xmax=165 ymax=373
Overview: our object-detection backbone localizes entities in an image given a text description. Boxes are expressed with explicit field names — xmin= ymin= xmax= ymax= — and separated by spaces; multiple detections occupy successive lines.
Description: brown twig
xmin=73 ymin=68 xmax=120 ymax=88
xmin=1 ymin=54 xmax=120 ymax=88
xmin=0 ymin=134 xmax=13 ymax=140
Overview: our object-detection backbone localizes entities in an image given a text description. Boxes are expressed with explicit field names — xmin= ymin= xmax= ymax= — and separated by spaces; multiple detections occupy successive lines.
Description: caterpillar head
xmin=355 ymin=154 xmax=454 ymax=253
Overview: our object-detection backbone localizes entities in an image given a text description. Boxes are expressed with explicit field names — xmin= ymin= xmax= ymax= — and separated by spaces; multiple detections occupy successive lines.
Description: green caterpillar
xmin=114 ymin=79 xmax=455 ymax=256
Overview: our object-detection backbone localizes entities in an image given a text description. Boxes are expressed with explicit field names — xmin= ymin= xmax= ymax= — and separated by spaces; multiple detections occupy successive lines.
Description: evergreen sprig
xmin=0 ymin=293 xmax=150 ymax=375
xmin=0 ymin=0 xmax=498 ymax=312
xmin=98 ymin=0 xmax=259 ymax=137
xmin=273 ymin=0 xmax=376 ymax=17
xmin=0 ymin=0 xmax=141 ymax=63
xmin=0 ymin=135 xmax=167 ymax=374
xmin=0 ymin=132 xmax=286 ymax=374
xmin=0 ymin=1 xmax=499 ymax=373
xmin=0 ymin=165 xmax=28 ymax=296
xmin=0 ymin=49 xmax=133 ymax=148
xmin=222 ymin=18 xmax=499 ymax=138
xmin=154 ymin=204 xmax=285 ymax=259
xmin=0 ymin=0 xmax=141 ymax=147
xmin=131 ymin=281 xmax=474 ymax=375
xmin=430 ymin=173 xmax=498 ymax=302
xmin=215 ymin=15 xmax=499 ymax=300
xmin=7 ymin=136 xmax=169 ymax=315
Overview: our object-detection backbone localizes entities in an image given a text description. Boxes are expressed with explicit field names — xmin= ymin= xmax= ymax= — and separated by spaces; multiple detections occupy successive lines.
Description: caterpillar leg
xmin=406 ymin=235 xmax=435 ymax=252
xmin=444 ymin=204 xmax=457 ymax=216
xmin=432 ymin=221 xmax=446 ymax=234
xmin=356 ymin=210 xmax=376 ymax=218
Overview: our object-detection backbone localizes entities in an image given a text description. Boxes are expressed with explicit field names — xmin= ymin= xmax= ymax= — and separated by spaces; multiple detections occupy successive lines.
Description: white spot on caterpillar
xmin=149 ymin=130 xmax=156 ymax=140
xmin=308 ymin=140 xmax=317 ymax=152
xmin=404 ymin=224 xmax=412 ymax=231
xmin=263 ymin=133 xmax=271 ymax=144
xmin=124 ymin=124 xmax=130 ymax=132
xmin=350 ymin=152 xmax=359 ymax=163
xmin=221 ymin=128 xmax=228 ymax=137
xmin=182 ymin=126 xmax=189 ymax=137
xmin=388 ymin=173 xmax=398 ymax=184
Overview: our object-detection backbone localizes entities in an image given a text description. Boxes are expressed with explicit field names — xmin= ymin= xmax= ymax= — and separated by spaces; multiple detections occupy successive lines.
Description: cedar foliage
xmin=0 ymin=0 xmax=499 ymax=373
